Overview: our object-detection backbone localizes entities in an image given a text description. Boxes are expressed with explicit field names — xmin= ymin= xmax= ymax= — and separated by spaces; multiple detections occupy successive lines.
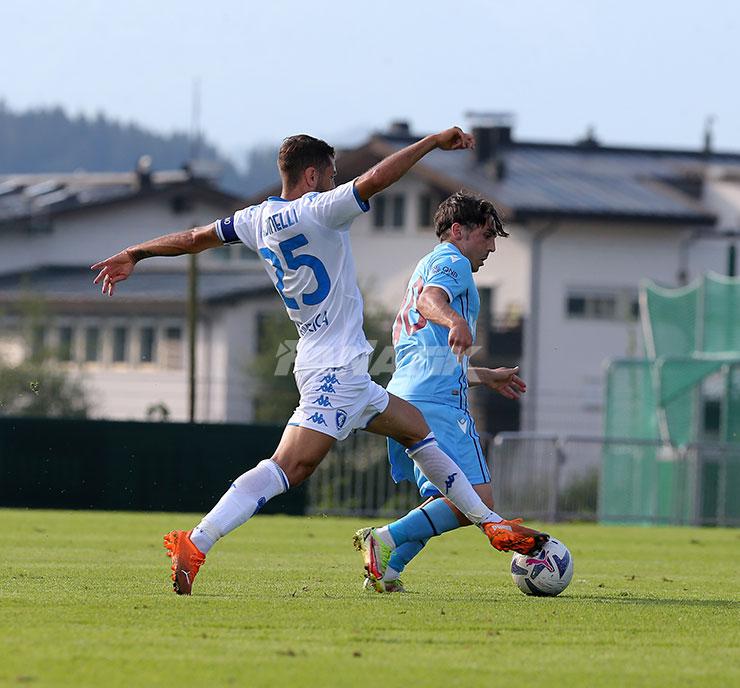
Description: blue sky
xmin=2 ymin=0 xmax=738 ymax=160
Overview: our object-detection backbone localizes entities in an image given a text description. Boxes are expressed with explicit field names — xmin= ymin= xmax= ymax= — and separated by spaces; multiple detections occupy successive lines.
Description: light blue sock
xmin=386 ymin=497 xmax=461 ymax=558
xmin=388 ymin=538 xmax=428 ymax=575
xmin=386 ymin=499 xmax=461 ymax=575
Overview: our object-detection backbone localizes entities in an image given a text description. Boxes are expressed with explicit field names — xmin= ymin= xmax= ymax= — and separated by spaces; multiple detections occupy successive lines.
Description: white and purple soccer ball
xmin=511 ymin=538 xmax=574 ymax=596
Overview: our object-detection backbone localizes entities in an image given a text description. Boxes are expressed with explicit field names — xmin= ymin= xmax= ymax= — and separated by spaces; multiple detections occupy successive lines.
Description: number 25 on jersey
xmin=259 ymin=233 xmax=331 ymax=309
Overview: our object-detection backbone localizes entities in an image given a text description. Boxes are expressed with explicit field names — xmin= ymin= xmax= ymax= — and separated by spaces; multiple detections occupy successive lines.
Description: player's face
xmin=459 ymin=222 xmax=497 ymax=272
xmin=316 ymin=158 xmax=337 ymax=192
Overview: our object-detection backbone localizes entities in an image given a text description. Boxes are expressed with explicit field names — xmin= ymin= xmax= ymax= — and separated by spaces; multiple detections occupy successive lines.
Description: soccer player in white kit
xmin=91 ymin=127 xmax=546 ymax=595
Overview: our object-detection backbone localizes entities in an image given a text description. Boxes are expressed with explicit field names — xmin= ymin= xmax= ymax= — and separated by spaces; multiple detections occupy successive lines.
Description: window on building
xmin=57 ymin=326 xmax=75 ymax=362
xmin=373 ymin=195 xmax=386 ymax=229
xmin=373 ymin=194 xmax=405 ymax=230
xmin=418 ymin=194 xmax=433 ymax=228
xmin=391 ymin=195 xmax=405 ymax=228
xmin=162 ymin=326 xmax=184 ymax=369
xmin=139 ymin=327 xmax=157 ymax=363
xmin=566 ymin=289 xmax=638 ymax=321
xmin=418 ymin=192 xmax=448 ymax=230
xmin=84 ymin=327 xmax=100 ymax=362
xmin=30 ymin=326 xmax=46 ymax=361
xmin=112 ymin=326 xmax=128 ymax=363
xmin=567 ymin=296 xmax=586 ymax=317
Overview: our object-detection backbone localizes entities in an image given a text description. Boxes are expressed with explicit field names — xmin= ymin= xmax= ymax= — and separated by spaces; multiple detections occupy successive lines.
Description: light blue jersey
xmin=386 ymin=242 xmax=487 ymax=496
xmin=387 ymin=242 xmax=480 ymax=412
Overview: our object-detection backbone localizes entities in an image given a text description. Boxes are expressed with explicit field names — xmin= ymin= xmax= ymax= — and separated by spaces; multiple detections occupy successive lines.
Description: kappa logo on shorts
xmin=317 ymin=383 xmax=337 ymax=394
xmin=306 ymin=412 xmax=327 ymax=426
xmin=335 ymin=409 xmax=348 ymax=430
xmin=321 ymin=373 xmax=341 ymax=385
xmin=313 ymin=394 xmax=333 ymax=407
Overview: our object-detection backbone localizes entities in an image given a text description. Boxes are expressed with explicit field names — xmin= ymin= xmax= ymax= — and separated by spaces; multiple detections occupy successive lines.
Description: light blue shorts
xmin=388 ymin=401 xmax=490 ymax=498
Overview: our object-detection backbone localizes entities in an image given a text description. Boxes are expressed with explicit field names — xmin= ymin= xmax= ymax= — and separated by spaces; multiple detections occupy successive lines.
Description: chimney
xmin=576 ymin=125 xmax=600 ymax=148
xmin=387 ymin=120 xmax=411 ymax=138
xmin=136 ymin=155 xmax=153 ymax=190
xmin=465 ymin=112 xmax=514 ymax=166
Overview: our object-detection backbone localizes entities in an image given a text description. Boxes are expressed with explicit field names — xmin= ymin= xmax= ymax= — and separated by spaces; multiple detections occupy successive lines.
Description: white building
xmin=0 ymin=165 xmax=280 ymax=423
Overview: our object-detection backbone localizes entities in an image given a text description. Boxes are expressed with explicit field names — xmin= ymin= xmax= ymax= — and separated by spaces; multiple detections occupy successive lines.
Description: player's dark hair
xmin=434 ymin=192 xmax=508 ymax=240
xmin=278 ymin=135 xmax=335 ymax=187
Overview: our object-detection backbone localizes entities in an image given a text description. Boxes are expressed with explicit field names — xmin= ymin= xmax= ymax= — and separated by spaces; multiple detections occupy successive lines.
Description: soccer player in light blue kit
xmin=356 ymin=192 xmax=544 ymax=592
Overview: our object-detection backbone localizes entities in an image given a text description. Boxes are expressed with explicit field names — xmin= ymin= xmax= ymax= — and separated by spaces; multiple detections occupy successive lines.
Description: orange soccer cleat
xmin=163 ymin=529 xmax=206 ymax=595
xmin=481 ymin=518 xmax=549 ymax=555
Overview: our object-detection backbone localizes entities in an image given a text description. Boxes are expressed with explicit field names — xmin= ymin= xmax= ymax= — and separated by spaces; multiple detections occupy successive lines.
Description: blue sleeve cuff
xmin=352 ymin=183 xmax=370 ymax=212
xmin=216 ymin=216 xmax=239 ymax=244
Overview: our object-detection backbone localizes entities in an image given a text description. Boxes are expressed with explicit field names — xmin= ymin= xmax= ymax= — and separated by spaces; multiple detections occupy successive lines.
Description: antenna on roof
xmin=703 ymin=115 xmax=715 ymax=155
xmin=190 ymin=77 xmax=202 ymax=161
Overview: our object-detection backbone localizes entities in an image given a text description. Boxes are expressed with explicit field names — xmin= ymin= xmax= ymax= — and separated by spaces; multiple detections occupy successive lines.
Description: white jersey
xmin=215 ymin=180 xmax=373 ymax=371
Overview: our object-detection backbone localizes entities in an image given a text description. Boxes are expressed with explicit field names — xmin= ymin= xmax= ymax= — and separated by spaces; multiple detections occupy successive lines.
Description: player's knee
xmin=398 ymin=428 xmax=431 ymax=448
xmin=398 ymin=406 xmax=430 ymax=447
xmin=273 ymin=454 xmax=317 ymax=486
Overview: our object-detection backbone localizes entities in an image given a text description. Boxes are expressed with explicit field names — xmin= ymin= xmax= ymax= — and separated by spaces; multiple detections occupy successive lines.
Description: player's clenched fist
xmin=448 ymin=317 xmax=473 ymax=360
xmin=434 ymin=127 xmax=475 ymax=151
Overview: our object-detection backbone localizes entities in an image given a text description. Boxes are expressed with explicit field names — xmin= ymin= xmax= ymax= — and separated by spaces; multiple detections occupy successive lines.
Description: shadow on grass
xmin=575 ymin=596 xmax=738 ymax=607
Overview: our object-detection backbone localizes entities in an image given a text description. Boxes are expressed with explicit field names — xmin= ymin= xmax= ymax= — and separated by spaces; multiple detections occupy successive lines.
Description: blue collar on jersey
xmin=267 ymin=196 xmax=289 ymax=202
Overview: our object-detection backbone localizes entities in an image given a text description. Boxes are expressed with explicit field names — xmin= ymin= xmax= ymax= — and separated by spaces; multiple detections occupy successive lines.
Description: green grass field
xmin=1 ymin=509 xmax=738 ymax=688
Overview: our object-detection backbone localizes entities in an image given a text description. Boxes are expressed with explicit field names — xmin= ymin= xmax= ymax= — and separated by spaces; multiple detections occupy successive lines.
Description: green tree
xmin=0 ymin=298 xmax=90 ymax=418
xmin=249 ymin=304 xmax=394 ymax=424
xmin=0 ymin=359 xmax=89 ymax=418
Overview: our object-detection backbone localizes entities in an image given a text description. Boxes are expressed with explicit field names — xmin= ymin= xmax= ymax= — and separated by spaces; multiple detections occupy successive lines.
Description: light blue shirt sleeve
xmin=424 ymin=252 xmax=473 ymax=302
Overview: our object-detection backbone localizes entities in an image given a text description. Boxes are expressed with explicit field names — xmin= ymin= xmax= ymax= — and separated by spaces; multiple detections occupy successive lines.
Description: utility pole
xmin=187 ymin=77 xmax=201 ymax=423
xmin=188 ymin=252 xmax=198 ymax=422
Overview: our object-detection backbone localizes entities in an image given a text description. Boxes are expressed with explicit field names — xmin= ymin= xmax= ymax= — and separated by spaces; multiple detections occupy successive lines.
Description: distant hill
xmin=0 ymin=101 xmax=279 ymax=196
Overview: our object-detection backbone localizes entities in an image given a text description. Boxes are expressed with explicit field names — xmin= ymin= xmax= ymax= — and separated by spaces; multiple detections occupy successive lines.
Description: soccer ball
xmin=510 ymin=538 xmax=573 ymax=596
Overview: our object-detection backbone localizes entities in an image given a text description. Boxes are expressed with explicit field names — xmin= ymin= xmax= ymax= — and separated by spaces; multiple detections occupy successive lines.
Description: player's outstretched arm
xmin=90 ymin=223 xmax=222 ymax=296
xmin=354 ymin=126 xmax=474 ymax=202
xmin=469 ymin=366 xmax=526 ymax=399
xmin=417 ymin=285 xmax=473 ymax=359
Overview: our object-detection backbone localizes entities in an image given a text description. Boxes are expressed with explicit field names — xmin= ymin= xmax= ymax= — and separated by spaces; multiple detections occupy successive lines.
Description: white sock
xmin=374 ymin=526 xmax=396 ymax=548
xmin=406 ymin=434 xmax=497 ymax=525
xmin=190 ymin=459 xmax=289 ymax=553
xmin=383 ymin=565 xmax=401 ymax=582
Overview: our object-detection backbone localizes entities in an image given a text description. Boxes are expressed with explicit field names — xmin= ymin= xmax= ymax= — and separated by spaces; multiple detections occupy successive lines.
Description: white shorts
xmin=288 ymin=354 xmax=389 ymax=441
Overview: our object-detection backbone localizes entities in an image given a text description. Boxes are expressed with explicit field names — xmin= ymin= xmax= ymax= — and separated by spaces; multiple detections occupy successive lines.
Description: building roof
xmin=0 ymin=265 xmax=274 ymax=305
xmin=369 ymin=136 xmax=740 ymax=224
xmin=248 ymin=127 xmax=740 ymax=226
xmin=0 ymin=168 xmax=245 ymax=228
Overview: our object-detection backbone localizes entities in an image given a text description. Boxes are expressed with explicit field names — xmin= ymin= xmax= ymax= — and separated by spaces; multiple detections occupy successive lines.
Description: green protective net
xmin=644 ymin=272 xmax=740 ymax=356
xmin=658 ymin=358 xmax=725 ymax=446
xmin=605 ymin=360 xmax=658 ymax=440
xmin=601 ymin=273 xmax=740 ymax=524
xmin=642 ymin=281 xmax=700 ymax=357
xmin=728 ymin=364 xmax=740 ymax=444
xmin=703 ymin=275 xmax=740 ymax=353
